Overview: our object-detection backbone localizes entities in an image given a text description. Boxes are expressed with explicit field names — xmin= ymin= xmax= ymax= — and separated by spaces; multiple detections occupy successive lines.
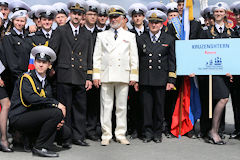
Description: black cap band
xmin=0 ymin=2 xmax=8 ymax=7
xmin=35 ymin=53 xmax=51 ymax=62
xmin=13 ymin=7 xmax=27 ymax=13
xmin=132 ymin=9 xmax=144 ymax=16
xmin=40 ymin=12 xmax=55 ymax=19
xmin=57 ymin=9 xmax=68 ymax=16
xmin=177 ymin=0 xmax=184 ymax=3
xmin=88 ymin=6 xmax=98 ymax=13
xmin=167 ymin=8 xmax=178 ymax=14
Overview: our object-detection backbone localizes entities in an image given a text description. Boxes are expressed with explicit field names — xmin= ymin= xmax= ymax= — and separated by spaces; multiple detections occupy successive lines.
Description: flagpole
xmin=209 ymin=75 xmax=212 ymax=118
xmin=178 ymin=77 xmax=184 ymax=138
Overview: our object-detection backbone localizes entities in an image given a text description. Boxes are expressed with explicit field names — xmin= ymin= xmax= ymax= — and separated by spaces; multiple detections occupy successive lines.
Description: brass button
xmin=149 ymin=60 xmax=152 ymax=63
xmin=75 ymin=38 xmax=77 ymax=41
xmin=149 ymin=66 xmax=152 ymax=69
xmin=18 ymin=42 xmax=21 ymax=45
xmin=72 ymin=58 xmax=74 ymax=61
xmin=159 ymin=54 xmax=161 ymax=57
xmin=72 ymin=64 xmax=74 ymax=67
xmin=158 ymin=66 xmax=161 ymax=69
xmin=158 ymin=60 xmax=161 ymax=63
xmin=79 ymin=59 xmax=82 ymax=62
xmin=72 ymin=51 xmax=74 ymax=54
xmin=149 ymin=53 xmax=152 ymax=57
xmin=52 ymin=104 xmax=55 ymax=107
xmin=79 ymin=52 xmax=82 ymax=55
xmin=79 ymin=66 xmax=82 ymax=68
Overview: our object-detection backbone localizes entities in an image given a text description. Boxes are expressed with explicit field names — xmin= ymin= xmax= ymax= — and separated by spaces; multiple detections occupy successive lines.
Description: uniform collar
xmin=13 ymin=27 xmax=23 ymax=36
xmin=85 ymin=24 xmax=95 ymax=33
xmin=4 ymin=19 xmax=9 ymax=28
xmin=135 ymin=26 xmax=144 ymax=36
xmin=110 ymin=27 xmax=123 ymax=33
xmin=215 ymin=22 xmax=225 ymax=33
xmin=42 ymin=29 xmax=52 ymax=38
xmin=96 ymin=24 xmax=106 ymax=31
xmin=35 ymin=70 xmax=46 ymax=88
xmin=149 ymin=30 xmax=161 ymax=42
xmin=69 ymin=21 xmax=79 ymax=35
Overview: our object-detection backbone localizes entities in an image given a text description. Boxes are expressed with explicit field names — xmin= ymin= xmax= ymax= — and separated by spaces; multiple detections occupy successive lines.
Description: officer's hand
xmin=93 ymin=79 xmax=101 ymax=88
xmin=58 ymin=103 xmax=66 ymax=117
xmin=166 ymin=83 xmax=175 ymax=91
xmin=134 ymin=83 xmax=139 ymax=92
xmin=226 ymin=73 xmax=233 ymax=82
xmin=85 ymin=80 xmax=92 ymax=91
xmin=29 ymin=25 xmax=37 ymax=33
xmin=189 ymin=73 xmax=195 ymax=77
xmin=129 ymin=81 xmax=136 ymax=86
xmin=57 ymin=120 xmax=64 ymax=130
xmin=49 ymin=69 xmax=55 ymax=77
xmin=0 ymin=79 xmax=5 ymax=87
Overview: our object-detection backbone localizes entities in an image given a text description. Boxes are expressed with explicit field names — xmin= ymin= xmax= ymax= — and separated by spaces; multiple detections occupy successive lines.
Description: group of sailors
xmin=0 ymin=0 xmax=239 ymax=158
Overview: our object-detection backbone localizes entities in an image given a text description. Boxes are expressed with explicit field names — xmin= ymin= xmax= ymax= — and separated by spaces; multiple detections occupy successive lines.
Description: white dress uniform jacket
xmin=93 ymin=27 xmax=139 ymax=83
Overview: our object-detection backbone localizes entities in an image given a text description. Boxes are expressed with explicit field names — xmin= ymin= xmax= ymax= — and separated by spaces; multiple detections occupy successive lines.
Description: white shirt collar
xmin=85 ymin=24 xmax=95 ymax=33
xmin=42 ymin=29 xmax=53 ymax=38
xmin=35 ymin=70 xmax=46 ymax=88
xmin=149 ymin=30 xmax=161 ymax=42
xmin=96 ymin=25 xmax=106 ymax=31
xmin=215 ymin=23 xmax=224 ymax=33
xmin=110 ymin=27 xmax=123 ymax=33
xmin=69 ymin=21 xmax=79 ymax=35
xmin=13 ymin=27 xmax=23 ymax=36
xmin=135 ymin=26 xmax=144 ymax=36
xmin=4 ymin=19 xmax=9 ymax=28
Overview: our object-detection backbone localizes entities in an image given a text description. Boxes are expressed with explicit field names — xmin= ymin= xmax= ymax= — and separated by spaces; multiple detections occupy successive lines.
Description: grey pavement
xmin=1 ymin=99 xmax=240 ymax=160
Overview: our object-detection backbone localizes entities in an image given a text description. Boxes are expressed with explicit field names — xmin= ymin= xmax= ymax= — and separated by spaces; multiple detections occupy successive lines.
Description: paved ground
xmin=1 ymin=99 xmax=240 ymax=160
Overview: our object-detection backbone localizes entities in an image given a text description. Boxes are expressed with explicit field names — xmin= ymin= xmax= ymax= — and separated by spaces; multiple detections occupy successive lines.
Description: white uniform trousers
xmin=100 ymin=82 xmax=129 ymax=140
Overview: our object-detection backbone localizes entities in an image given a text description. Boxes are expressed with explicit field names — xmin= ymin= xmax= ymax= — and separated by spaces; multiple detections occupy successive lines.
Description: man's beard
xmin=110 ymin=19 xmax=122 ymax=29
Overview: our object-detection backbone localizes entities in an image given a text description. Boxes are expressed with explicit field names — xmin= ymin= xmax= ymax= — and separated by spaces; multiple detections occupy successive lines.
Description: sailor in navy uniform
xmin=136 ymin=10 xmax=176 ymax=143
xmin=49 ymin=0 xmax=93 ymax=147
xmin=28 ymin=5 xmax=43 ymax=31
xmin=96 ymin=3 xmax=110 ymax=32
xmin=85 ymin=0 xmax=101 ymax=141
xmin=127 ymin=3 xmax=148 ymax=139
xmin=200 ymin=2 xmax=236 ymax=145
xmin=29 ymin=6 xmax=57 ymax=46
xmin=2 ymin=10 xmax=32 ymax=96
xmin=53 ymin=2 xmax=69 ymax=26
xmin=8 ymin=46 xmax=67 ymax=157
xmin=0 ymin=0 xmax=12 ymax=39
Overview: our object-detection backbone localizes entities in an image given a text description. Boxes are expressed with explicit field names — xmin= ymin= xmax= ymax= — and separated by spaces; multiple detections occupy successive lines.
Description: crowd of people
xmin=0 ymin=0 xmax=239 ymax=158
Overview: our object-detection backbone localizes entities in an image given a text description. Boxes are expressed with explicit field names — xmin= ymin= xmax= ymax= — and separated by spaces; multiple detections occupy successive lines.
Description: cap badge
xmin=110 ymin=8 xmax=116 ymax=13
xmin=46 ymin=11 xmax=51 ymax=16
xmin=75 ymin=3 xmax=81 ymax=9
xmin=40 ymin=53 xmax=45 ymax=58
xmin=151 ymin=13 xmax=157 ymax=18
xmin=218 ymin=3 xmax=222 ymax=7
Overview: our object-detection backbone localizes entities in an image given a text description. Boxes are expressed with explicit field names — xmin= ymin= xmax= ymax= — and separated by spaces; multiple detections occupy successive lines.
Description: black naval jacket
xmin=2 ymin=29 xmax=32 ymax=81
xmin=28 ymin=29 xmax=53 ymax=47
xmin=129 ymin=21 xmax=149 ymax=36
xmin=49 ymin=22 xmax=93 ymax=85
xmin=9 ymin=70 xmax=59 ymax=124
xmin=137 ymin=30 xmax=176 ymax=86
xmin=200 ymin=25 xmax=236 ymax=39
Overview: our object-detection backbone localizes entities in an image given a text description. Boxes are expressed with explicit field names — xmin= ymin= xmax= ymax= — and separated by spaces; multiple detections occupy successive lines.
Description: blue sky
xmin=22 ymin=0 xmax=237 ymax=18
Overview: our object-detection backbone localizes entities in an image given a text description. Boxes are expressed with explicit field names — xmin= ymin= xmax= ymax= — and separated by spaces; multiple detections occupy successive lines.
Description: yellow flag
xmin=186 ymin=0 xmax=194 ymax=21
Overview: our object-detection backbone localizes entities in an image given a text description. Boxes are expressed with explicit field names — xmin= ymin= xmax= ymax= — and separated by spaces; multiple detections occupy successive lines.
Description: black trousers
xmin=11 ymin=108 xmax=63 ymax=149
xmin=86 ymin=86 xmax=101 ymax=136
xmin=57 ymin=83 xmax=87 ymax=140
xmin=229 ymin=77 xmax=240 ymax=132
xmin=127 ymin=86 xmax=142 ymax=135
xmin=140 ymin=85 xmax=165 ymax=138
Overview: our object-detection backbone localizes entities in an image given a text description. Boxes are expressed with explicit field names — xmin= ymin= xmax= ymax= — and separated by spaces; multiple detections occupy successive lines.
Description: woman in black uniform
xmin=2 ymin=10 xmax=32 ymax=95
xmin=0 ymin=11 xmax=12 ymax=152
xmin=200 ymin=2 xmax=235 ymax=145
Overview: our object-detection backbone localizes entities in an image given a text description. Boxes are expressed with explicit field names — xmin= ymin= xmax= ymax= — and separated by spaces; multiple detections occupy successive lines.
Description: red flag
xmin=227 ymin=11 xmax=236 ymax=29
xmin=171 ymin=77 xmax=193 ymax=137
